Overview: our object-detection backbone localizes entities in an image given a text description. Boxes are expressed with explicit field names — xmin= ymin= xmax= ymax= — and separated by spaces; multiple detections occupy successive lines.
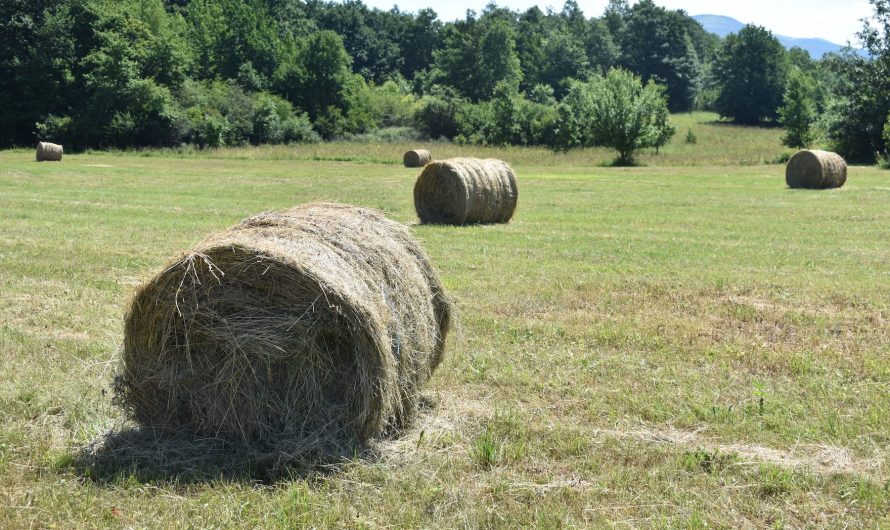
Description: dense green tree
xmin=603 ymin=0 xmax=629 ymax=39
xmin=431 ymin=15 xmax=522 ymax=101
xmin=555 ymin=68 xmax=675 ymax=163
xmin=0 ymin=0 xmax=783 ymax=150
xmin=585 ymin=19 xmax=619 ymax=73
xmin=0 ymin=0 xmax=81 ymax=146
xmin=478 ymin=19 xmax=523 ymax=97
xmin=414 ymin=86 xmax=464 ymax=139
xmin=538 ymin=32 xmax=589 ymax=96
xmin=397 ymin=8 xmax=441 ymax=80
xmin=188 ymin=0 xmax=282 ymax=82
xmin=306 ymin=0 xmax=402 ymax=83
xmin=713 ymin=25 xmax=787 ymax=124
xmin=272 ymin=30 xmax=366 ymax=138
xmin=515 ymin=7 xmax=548 ymax=91
xmin=779 ymin=67 xmax=817 ymax=148
xmin=618 ymin=0 xmax=700 ymax=112
xmin=819 ymin=0 xmax=890 ymax=161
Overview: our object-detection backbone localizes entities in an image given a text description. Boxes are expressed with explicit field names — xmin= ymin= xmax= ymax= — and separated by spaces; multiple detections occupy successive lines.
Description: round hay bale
xmin=785 ymin=149 xmax=847 ymax=189
xmin=116 ymin=202 xmax=452 ymax=449
xmin=403 ymin=149 xmax=432 ymax=168
xmin=36 ymin=142 xmax=63 ymax=162
xmin=413 ymin=157 xmax=518 ymax=225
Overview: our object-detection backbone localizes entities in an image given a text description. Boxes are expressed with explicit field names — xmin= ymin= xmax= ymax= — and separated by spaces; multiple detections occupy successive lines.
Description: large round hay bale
xmin=36 ymin=142 xmax=63 ymax=162
xmin=116 ymin=202 xmax=452 ymax=449
xmin=785 ymin=149 xmax=847 ymax=189
xmin=403 ymin=149 xmax=432 ymax=168
xmin=414 ymin=157 xmax=518 ymax=225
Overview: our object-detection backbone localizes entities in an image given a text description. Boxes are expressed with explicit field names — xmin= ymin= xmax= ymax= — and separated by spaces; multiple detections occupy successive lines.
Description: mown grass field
xmin=1 ymin=113 xmax=889 ymax=528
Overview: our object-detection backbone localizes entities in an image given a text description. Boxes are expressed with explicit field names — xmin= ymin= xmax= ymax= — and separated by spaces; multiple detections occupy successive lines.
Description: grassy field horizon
xmin=2 ymin=115 xmax=889 ymax=528
xmin=5 ymin=112 xmax=790 ymax=169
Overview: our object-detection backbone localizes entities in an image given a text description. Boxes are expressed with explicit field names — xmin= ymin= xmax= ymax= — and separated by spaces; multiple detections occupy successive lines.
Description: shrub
xmin=414 ymin=87 xmax=464 ymax=140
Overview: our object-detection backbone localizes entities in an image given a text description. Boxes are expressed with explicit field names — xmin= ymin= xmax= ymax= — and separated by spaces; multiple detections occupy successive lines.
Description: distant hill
xmin=693 ymin=14 xmax=863 ymax=59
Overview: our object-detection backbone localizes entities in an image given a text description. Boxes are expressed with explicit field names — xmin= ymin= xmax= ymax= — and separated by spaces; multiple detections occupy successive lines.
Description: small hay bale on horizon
xmin=403 ymin=149 xmax=432 ymax=168
xmin=414 ymin=157 xmax=518 ymax=225
xmin=115 ymin=202 xmax=453 ymax=455
xmin=785 ymin=149 xmax=847 ymax=189
xmin=36 ymin=141 xmax=63 ymax=162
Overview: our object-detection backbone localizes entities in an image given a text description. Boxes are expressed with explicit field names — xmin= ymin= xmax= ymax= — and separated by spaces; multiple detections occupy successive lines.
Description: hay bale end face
xmin=403 ymin=149 xmax=432 ymax=168
xmin=414 ymin=157 xmax=518 ymax=225
xmin=36 ymin=142 xmax=63 ymax=162
xmin=785 ymin=149 xmax=847 ymax=189
xmin=116 ymin=203 xmax=452 ymax=450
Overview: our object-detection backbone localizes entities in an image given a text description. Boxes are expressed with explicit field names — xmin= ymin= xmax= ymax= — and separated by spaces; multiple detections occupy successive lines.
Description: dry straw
xmin=785 ymin=149 xmax=847 ymax=189
xmin=414 ymin=157 xmax=518 ymax=225
xmin=403 ymin=149 xmax=432 ymax=168
xmin=36 ymin=141 xmax=63 ymax=162
xmin=115 ymin=202 xmax=453 ymax=454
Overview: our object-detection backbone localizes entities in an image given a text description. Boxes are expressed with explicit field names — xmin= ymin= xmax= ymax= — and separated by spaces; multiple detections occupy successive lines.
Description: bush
xmin=448 ymin=81 xmax=558 ymax=147
xmin=247 ymin=92 xmax=317 ymax=144
xmin=454 ymin=101 xmax=495 ymax=145
xmin=173 ymin=81 xmax=317 ymax=147
xmin=414 ymin=87 xmax=464 ymax=140
xmin=366 ymin=79 xmax=419 ymax=128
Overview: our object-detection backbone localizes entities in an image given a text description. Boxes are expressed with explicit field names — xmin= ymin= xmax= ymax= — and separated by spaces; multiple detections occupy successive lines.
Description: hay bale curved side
xmin=116 ymin=203 xmax=453 ymax=449
xmin=403 ymin=149 xmax=432 ymax=168
xmin=36 ymin=142 xmax=63 ymax=162
xmin=785 ymin=150 xmax=847 ymax=189
xmin=413 ymin=157 xmax=518 ymax=224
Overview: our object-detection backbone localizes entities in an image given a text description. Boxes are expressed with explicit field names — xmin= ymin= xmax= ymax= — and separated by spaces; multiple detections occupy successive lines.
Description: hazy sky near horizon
xmin=360 ymin=0 xmax=874 ymax=45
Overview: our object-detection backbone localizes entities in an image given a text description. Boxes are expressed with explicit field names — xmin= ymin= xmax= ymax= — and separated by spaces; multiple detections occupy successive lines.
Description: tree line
xmin=2 ymin=0 xmax=890 ymax=163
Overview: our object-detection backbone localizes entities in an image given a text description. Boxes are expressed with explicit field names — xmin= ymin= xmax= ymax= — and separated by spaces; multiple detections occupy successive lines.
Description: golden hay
xmin=413 ymin=157 xmax=518 ymax=225
xmin=115 ymin=202 xmax=452 ymax=452
xmin=785 ymin=149 xmax=847 ymax=189
xmin=36 ymin=141 xmax=63 ymax=162
xmin=403 ymin=149 xmax=432 ymax=168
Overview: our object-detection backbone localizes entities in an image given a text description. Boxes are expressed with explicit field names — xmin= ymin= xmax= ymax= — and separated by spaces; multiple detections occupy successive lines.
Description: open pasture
xmin=1 ymin=120 xmax=889 ymax=527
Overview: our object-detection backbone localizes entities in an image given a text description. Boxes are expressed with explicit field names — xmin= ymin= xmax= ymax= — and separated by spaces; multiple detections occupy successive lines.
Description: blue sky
xmin=360 ymin=0 xmax=874 ymax=45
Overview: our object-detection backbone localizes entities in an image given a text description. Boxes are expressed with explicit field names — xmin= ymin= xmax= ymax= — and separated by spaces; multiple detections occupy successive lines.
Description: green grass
xmin=1 ymin=113 xmax=889 ymax=527
xmin=67 ymin=112 xmax=787 ymax=168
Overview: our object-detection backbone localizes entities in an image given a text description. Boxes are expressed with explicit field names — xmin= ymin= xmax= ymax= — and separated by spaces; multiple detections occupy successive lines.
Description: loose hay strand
xmin=116 ymin=203 xmax=453 ymax=456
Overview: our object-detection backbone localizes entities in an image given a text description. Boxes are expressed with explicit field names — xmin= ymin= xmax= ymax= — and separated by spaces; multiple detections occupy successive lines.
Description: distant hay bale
xmin=115 ymin=202 xmax=453 ymax=451
xmin=36 ymin=142 xmax=63 ymax=162
xmin=414 ymin=157 xmax=518 ymax=225
xmin=403 ymin=149 xmax=432 ymax=167
xmin=785 ymin=150 xmax=847 ymax=189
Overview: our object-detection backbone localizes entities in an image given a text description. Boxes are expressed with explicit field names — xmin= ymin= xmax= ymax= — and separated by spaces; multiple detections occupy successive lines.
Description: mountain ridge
xmin=693 ymin=14 xmax=861 ymax=59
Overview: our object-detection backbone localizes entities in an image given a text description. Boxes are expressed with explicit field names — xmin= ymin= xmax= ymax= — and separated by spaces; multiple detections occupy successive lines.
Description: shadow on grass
xmin=69 ymin=426 xmax=363 ymax=485
xmin=69 ymin=397 xmax=439 ymax=485
xmin=702 ymin=119 xmax=782 ymax=129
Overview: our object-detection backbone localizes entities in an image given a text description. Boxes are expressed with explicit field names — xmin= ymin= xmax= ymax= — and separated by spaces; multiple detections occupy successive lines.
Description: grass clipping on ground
xmin=785 ymin=149 xmax=847 ymax=189
xmin=414 ymin=157 xmax=518 ymax=225
xmin=114 ymin=202 xmax=453 ymax=458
